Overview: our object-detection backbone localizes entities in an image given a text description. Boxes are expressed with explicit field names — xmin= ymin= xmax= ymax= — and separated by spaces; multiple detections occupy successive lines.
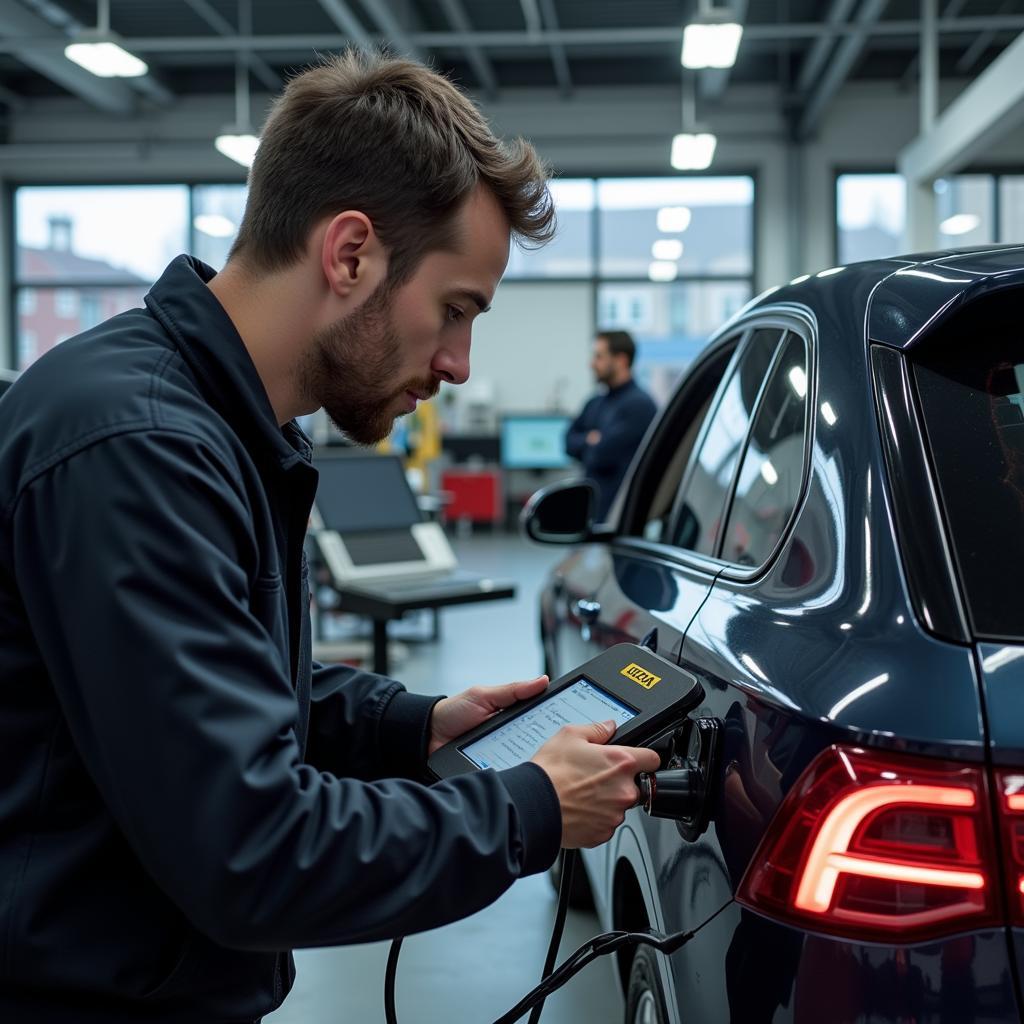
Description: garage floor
xmin=265 ymin=532 xmax=623 ymax=1024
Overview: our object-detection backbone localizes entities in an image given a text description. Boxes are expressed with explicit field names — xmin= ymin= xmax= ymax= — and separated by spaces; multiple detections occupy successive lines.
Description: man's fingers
xmin=472 ymin=675 xmax=548 ymax=712
xmin=578 ymin=719 xmax=617 ymax=744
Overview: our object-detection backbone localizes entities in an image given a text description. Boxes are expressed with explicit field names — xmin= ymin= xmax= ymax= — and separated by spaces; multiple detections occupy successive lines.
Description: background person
xmin=566 ymin=330 xmax=657 ymax=520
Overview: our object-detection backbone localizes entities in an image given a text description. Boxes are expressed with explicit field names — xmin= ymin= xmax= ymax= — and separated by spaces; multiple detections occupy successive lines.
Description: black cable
xmin=383 ymin=884 xmax=733 ymax=1024
xmin=526 ymin=848 xmax=577 ymax=1024
xmin=384 ymin=936 xmax=403 ymax=1024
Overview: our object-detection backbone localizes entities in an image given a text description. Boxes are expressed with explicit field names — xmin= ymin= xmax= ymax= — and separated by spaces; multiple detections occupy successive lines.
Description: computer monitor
xmin=500 ymin=415 xmax=571 ymax=470
xmin=312 ymin=451 xmax=457 ymax=582
xmin=315 ymin=451 xmax=422 ymax=533
xmin=442 ymin=434 xmax=501 ymax=464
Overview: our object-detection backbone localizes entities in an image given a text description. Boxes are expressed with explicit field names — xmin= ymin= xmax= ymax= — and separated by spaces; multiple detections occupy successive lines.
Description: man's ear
xmin=320 ymin=211 xmax=386 ymax=300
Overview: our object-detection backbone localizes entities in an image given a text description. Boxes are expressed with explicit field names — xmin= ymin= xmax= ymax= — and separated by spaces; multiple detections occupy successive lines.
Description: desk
xmin=332 ymin=571 xmax=516 ymax=675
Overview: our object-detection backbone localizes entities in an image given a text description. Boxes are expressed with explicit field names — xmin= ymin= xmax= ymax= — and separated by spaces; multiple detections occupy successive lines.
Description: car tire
xmin=547 ymin=853 xmax=595 ymax=909
xmin=625 ymin=945 xmax=669 ymax=1024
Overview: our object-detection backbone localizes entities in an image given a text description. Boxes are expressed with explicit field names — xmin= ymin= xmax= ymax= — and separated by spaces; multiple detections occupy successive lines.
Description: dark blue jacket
xmin=0 ymin=256 xmax=560 ymax=1023
xmin=566 ymin=379 xmax=657 ymax=520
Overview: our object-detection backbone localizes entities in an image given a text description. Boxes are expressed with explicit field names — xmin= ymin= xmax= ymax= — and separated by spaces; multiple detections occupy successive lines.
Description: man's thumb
xmin=584 ymin=719 xmax=617 ymax=743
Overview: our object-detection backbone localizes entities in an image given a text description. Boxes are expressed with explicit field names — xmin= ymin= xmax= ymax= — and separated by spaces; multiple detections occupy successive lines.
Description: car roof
xmin=740 ymin=243 xmax=1024 ymax=352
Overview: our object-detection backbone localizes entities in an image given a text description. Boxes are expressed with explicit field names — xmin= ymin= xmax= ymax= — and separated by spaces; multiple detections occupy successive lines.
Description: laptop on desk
xmin=310 ymin=450 xmax=458 ymax=586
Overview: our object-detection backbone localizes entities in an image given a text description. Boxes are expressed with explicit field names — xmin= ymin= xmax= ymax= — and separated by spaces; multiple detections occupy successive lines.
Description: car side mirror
xmin=520 ymin=480 xmax=598 ymax=545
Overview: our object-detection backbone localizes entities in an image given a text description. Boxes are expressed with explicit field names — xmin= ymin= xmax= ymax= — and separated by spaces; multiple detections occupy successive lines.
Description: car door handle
xmin=572 ymin=598 xmax=602 ymax=624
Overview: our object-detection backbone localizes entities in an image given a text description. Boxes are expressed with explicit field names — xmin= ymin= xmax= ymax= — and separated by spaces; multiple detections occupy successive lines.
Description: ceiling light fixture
xmin=940 ymin=213 xmax=981 ymax=236
xmin=682 ymin=3 xmax=744 ymax=70
xmin=671 ymin=133 xmax=717 ymax=170
xmin=652 ymin=239 xmax=684 ymax=260
xmin=64 ymin=0 xmax=148 ymax=78
xmin=670 ymin=63 xmax=716 ymax=171
xmin=215 ymin=47 xmax=259 ymax=168
xmin=648 ymin=261 xmax=679 ymax=282
xmin=657 ymin=206 xmax=692 ymax=232
xmin=194 ymin=213 xmax=237 ymax=238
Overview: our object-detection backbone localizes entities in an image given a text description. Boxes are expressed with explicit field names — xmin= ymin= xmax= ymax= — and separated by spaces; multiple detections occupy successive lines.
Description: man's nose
xmin=433 ymin=341 xmax=470 ymax=385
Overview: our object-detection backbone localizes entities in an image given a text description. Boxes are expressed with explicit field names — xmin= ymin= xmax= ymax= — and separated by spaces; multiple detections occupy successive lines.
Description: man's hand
xmin=428 ymin=675 xmax=549 ymax=755
xmin=586 ymin=429 xmax=602 ymax=445
xmin=531 ymin=722 xmax=660 ymax=849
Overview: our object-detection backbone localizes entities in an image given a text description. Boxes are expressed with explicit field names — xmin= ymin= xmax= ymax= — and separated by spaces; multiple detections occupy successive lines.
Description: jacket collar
xmin=144 ymin=255 xmax=311 ymax=471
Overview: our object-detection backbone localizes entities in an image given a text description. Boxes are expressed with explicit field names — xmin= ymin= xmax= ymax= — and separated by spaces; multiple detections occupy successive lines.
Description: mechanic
xmin=566 ymin=330 xmax=658 ymax=521
xmin=0 ymin=51 xmax=659 ymax=1022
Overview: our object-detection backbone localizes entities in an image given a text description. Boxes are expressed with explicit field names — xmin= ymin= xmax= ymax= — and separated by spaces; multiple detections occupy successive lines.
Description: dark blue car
xmin=529 ymin=246 xmax=1024 ymax=1022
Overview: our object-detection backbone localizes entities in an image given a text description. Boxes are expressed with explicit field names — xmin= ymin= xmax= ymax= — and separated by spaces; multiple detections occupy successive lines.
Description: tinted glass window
xmin=627 ymin=340 xmax=737 ymax=544
xmin=670 ymin=329 xmax=782 ymax=554
xmin=721 ymin=333 xmax=808 ymax=567
xmin=914 ymin=307 xmax=1024 ymax=640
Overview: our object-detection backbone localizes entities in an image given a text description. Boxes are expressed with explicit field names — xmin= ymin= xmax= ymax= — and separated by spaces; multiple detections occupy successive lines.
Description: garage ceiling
xmin=0 ymin=0 xmax=1021 ymax=136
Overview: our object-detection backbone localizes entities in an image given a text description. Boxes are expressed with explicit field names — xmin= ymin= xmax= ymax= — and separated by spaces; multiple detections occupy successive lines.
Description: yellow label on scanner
xmin=621 ymin=663 xmax=661 ymax=689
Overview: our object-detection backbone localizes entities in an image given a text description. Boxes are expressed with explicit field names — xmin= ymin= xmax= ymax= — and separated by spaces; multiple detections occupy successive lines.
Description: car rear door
xmin=909 ymin=295 xmax=1024 ymax=996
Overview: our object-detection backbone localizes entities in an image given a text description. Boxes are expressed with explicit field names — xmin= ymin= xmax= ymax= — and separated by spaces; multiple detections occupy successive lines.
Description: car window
xmin=719 ymin=332 xmax=808 ymax=567
xmin=668 ymin=329 xmax=784 ymax=555
xmin=622 ymin=338 xmax=739 ymax=543
xmin=914 ymin=301 xmax=1024 ymax=641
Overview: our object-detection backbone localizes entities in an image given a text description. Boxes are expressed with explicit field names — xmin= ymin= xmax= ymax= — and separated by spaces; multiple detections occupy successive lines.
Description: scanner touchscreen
xmin=461 ymin=678 xmax=636 ymax=771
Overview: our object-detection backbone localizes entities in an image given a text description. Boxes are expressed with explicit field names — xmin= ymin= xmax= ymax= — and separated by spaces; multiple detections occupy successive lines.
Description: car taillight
xmin=995 ymin=772 xmax=1024 ymax=926
xmin=737 ymin=745 xmax=999 ymax=943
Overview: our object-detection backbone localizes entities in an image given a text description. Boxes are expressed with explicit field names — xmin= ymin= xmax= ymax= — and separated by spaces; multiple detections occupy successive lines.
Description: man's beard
xmin=298 ymin=280 xmax=438 ymax=446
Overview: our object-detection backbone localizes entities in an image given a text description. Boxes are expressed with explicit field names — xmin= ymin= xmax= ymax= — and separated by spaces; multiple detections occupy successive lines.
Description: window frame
xmin=614 ymin=306 xmax=816 ymax=584
xmin=6 ymin=171 xmax=759 ymax=370
xmin=714 ymin=329 xmax=812 ymax=571
xmin=6 ymin=179 xmax=237 ymax=369
xmin=833 ymin=166 xmax=1024 ymax=266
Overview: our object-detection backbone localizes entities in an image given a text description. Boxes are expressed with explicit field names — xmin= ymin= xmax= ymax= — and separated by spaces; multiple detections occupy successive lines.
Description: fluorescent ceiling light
xmin=789 ymin=273 xmax=810 ymax=285
xmin=656 ymin=206 xmax=692 ymax=232
xmin=193 ymin=213 xmax=237 ymax=238
xmin=652 ymin=239 xmax=684 ymax=260
xmin=215 ymin=133 xmax=260 ymax=168
xmin=648 ymin=261 xmax=679 ymax=282
xmin=671 ymin=133 xmax=717 ymax=171
xmin=65 ymin=38 xmax=148 ymax=78
xmin=821 ymin=401 xmax=838 ymax=426
xmin=681 ymin=22 xmax=743 ymax=69
xmin=788 ymin=366 xmax=807 ymax=399
xmin=760 ymin=460 xmax=779 ymax=486
xmin=816 ymin=266 xmax=845 ymax=277
xmin=940 ymin=213 xmax=980 ymax=236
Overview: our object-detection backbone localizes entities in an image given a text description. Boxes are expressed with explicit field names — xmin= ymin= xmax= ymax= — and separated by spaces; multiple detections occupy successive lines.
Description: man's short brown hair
xmin=230 ymin=50 xmax=554 ymax=284
xmin=597 ymin=330 xmax=637 ymax=367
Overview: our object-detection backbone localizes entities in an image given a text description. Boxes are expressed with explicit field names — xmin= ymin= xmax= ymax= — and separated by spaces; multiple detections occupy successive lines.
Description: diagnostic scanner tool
xmin=428 ymin=643 xmax=704 ymax=780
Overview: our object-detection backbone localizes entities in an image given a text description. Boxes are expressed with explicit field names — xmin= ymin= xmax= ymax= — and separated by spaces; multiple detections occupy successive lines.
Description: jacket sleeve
xmin=585 ymin=393 xmax=657 ymax=473
xmin=11 ymin=429 xmax=561 ymax=950
xmin=305 ymin=661 xmax=443 ymax=781
xmin=565 ymin=397 xmax=597 ymax=461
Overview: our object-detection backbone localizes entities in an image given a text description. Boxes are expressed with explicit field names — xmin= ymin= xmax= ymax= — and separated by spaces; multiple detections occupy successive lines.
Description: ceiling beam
xmin=316 ymin=0 xmax=374 ymax=52
xmin=7 ymin=17 xmax=1024 ymax=57
xmin=797 ymin=0 xmax=890 ymax=141
xmin=955 ymin=0 xmax=1015 ymax=74
xmin=531 ymin=0 xmax=572 ymax=95
xmin=899 ymin=26 xmax=1024 ymax=183
xmin=437 ymin=0 xmax=498 ymax=97
xmin=796 ymin=0 xmax=857 ymax=94
xmin=0 ymin=0 xmax=137 ymax=113
xmin=359 ymin=0 xmax=426 ymax=61
xmin=183 ymin=0 xmax=281 ymax=90
xmin=698 ymin=0 xmax=748 ymax=101
xmin=898 ymin=0 xmax=966 ymax=89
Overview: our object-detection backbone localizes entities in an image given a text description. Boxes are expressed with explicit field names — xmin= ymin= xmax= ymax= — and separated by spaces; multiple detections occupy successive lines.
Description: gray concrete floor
xmin=266 ymin=532 xmax=623 ymax=1024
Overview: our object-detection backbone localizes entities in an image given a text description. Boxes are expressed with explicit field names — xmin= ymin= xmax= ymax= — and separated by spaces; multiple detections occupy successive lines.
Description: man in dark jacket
xmin=566 ymin=330 xmax=658 ymax=520
xmin=0 ymin=52 xmax=658 ymax=1022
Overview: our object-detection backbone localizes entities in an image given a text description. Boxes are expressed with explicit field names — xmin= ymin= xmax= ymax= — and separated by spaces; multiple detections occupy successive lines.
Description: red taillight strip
xmin=794 ymin=784 xmax=979 ymax=914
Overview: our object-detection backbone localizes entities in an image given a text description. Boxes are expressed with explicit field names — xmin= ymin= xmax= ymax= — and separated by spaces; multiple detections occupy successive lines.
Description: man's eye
xmin=446 ymin=306 xmax=465 ymax=323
